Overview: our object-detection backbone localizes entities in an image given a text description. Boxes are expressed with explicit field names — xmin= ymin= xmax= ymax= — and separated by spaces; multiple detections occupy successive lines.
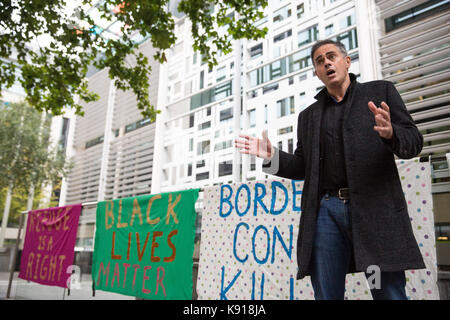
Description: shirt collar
xmin=314 ymin=73 xmax=357 ymax=102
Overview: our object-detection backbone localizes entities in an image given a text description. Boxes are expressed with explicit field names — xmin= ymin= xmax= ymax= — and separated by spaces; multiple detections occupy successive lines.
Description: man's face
xmin=313 ymin=44 xmax=351 ymax=89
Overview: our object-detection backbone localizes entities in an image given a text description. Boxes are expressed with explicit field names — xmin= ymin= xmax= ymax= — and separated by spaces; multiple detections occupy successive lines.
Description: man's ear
xmin=313 ymin=69 xmax=317 ymax=77
xmin=346 ymin=55 xmax=351 ymax=69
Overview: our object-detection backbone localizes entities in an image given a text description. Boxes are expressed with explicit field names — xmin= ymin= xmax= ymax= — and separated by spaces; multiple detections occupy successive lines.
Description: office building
xmin=375 ymin=0 xmax=450 ymax=270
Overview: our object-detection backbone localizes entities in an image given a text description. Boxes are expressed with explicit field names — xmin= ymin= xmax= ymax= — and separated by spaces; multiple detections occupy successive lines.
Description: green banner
xmin=92 ymin=189 xmax=199 ymax=299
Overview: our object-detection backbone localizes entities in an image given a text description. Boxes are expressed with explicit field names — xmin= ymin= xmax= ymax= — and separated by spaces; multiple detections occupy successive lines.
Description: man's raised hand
xmin=368 ymin=101 xmax=393 ymax=140
xmin=234 ymin=129 xmax=274 ymax=160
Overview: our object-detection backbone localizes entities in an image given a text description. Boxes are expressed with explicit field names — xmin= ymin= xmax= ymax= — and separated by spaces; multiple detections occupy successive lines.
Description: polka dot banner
xmin=196 ymin=157 xmax=438 ymax=300
xmin=395 ymin=158 xmax=438 ymax=300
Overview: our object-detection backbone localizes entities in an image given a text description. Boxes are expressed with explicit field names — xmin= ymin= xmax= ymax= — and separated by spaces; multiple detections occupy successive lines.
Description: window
xmin=277 ymin=96 xmax=295 ymax=118
xmin=289 ymin=47 xmax=312 ymax=72
xmin=196 ymin=172 xmax=209 ymax=181
xmin=335 ymin=29 xmax=358 ymax=51
xmin=189 ymin=114 xmax=194 ymax=128
xmin=196 ymin=160 xmax=205 ymax=168
xmin=273 ymin=5 xmax=291 ymax=23
xmin=216 ymin=66 xmax=226 ymax=82
xmin=187 ymin=164 xmax=192 ymax=176
xmin=250 ymin=51 xmax=310 ymax=88
xmin=200 ymin=70 xmax=204 ymax=89
xmin=215 ymin=140 xmax=232 ymax=151
xmin=278 ymin=126 xmax=293 ymax=135
xmin=85 ymin=135 xmax=104 ymax=149
xmin=220 ymin=107 xmax=233 ymax=121
xmin=263 ymin=83 xmax=279 ymax=94
xmin=190 ymin=80 xmax=233 ymax=110
xmin=340 ymin=13 xmax=355 ymax=30
xmin=273 ymin=29 xmax=292 ymax=43
xmin=59 ymin=117 xmax=70 ymax=151
xmin=298 ymin=25 xmax=319 ymax=47
xmin=125 ymin=118 xmax=152 ymax=134
xmin=250 ymin=43 xmax=263 ymax=59
xmin=189 ymin=138 xmax=193 ymax=151
xmin=278 ymin=141 xmax=283 ymax=150
xmin=270 ymin=58 xmax=287 ymax=79
xmin=325 ymin=24 xmax=334 ymax=36
xmin=219 ymin=161 xmax=233 ymax=177
xmin=249 ymin=109 xmax=256 ymax=128
xmin=198 ymin=121 xmax=211 ymax=130
xmin=384 ymin=0 xmax=450 ymax=32
xmin=289 ymin=76 xmax=294 ymax=85
xmin=214 ymin=81 xmax=233 ymax=101
xmin=250 ymin=56 xmax=289 ymax=87
xmin=249 ymin=66 xmax=263 ymax=88
xmin=297 ymin=3 xmax=305 ymax=19
xmin=197 ymin=140 xmax=210 ymax=155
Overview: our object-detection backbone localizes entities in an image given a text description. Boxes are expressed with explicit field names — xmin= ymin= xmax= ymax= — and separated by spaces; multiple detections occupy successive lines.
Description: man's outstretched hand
xmin=234 ymin=129 xmax=274 ymax=161
xmin=368 ymin=101 xmax=393 ymax=140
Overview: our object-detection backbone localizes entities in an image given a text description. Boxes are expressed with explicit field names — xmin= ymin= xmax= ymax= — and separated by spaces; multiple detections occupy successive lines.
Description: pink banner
xmin=19 ymin=204 xmax=82 ymax=288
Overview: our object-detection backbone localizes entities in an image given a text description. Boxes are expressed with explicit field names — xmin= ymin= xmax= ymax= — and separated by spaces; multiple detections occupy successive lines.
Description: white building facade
xmin=151 ymin=0 xmax=380 ymax=197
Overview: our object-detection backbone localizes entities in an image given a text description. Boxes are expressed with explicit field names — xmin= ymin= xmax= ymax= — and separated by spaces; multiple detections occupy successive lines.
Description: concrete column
xmin=0 ymin=185 xmax=13 ymax=248
xmin=233 ymin=18 xmax=242 ymax=184
xmin=97 ymin=78 xmax=116 ymax=202
xmin=58 ymin=108 xmax=76 ymax=206
xmin=241 ymin=38 xmax=249 ymax=182
xmin=151 ymin=61 xmax=169 ymax=195
xmin=355 ymin=0 xmax=383 ymax=81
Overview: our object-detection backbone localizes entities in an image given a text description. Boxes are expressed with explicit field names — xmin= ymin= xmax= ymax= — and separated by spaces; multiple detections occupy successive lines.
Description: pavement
xmin=0 ymin=272 xmax=134 ymax=300
xmin=2 ymin=271 xmax=448 ymax=300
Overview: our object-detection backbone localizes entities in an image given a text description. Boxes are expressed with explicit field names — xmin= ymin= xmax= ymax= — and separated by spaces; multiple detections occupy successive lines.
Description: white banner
xmin=197 ymin=158 xmax=439 ymax=300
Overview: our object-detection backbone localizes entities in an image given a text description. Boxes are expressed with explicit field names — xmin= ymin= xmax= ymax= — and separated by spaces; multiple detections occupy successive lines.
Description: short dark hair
xmin=310 ymin=40 xmax=348 ymax=66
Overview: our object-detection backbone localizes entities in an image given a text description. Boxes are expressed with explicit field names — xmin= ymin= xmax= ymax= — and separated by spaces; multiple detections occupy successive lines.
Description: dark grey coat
xmin=263 ymin=74 xmax=426 ymax=280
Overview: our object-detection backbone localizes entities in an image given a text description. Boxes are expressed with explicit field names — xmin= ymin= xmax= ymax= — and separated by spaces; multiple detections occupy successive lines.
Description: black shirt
xmin=319 ymin=83 xmax=354 ymax=193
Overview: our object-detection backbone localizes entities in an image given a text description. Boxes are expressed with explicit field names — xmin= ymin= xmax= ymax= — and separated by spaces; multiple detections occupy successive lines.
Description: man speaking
xmin=234 ymin=39 xmax=425 ymax=300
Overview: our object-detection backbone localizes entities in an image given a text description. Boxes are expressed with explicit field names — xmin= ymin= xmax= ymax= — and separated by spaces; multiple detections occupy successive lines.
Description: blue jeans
xmin=309 ymin=195 xmax=408 ymax=300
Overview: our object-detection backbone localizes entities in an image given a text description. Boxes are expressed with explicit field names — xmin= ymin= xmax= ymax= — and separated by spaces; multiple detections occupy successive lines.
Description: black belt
xmin=323 ymin=188 xmax=350 ymax=200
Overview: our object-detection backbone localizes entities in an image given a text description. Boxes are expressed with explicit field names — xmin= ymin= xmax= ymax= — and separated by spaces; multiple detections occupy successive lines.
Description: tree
xmin=0 ymin=185 xmax=43 ymax=227
xmin=0 ymin=101 xmax=72 ymax=246
xmin=0 ymin=102 xmax=71 ymax=191
xmin=0 ymin=0 xmax=268 ymax=121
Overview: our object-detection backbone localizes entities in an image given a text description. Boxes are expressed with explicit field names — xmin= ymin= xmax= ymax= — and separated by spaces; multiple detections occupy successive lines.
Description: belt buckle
xmin=338 ymin=188 xmax=348 ymax=200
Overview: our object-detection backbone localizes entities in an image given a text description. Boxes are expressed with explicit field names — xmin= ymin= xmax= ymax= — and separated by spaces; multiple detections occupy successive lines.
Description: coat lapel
xmin=343 ymin=74 xmax=360 ymax=129
xmin=311 ymin=90 xmax=327 ymax=174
